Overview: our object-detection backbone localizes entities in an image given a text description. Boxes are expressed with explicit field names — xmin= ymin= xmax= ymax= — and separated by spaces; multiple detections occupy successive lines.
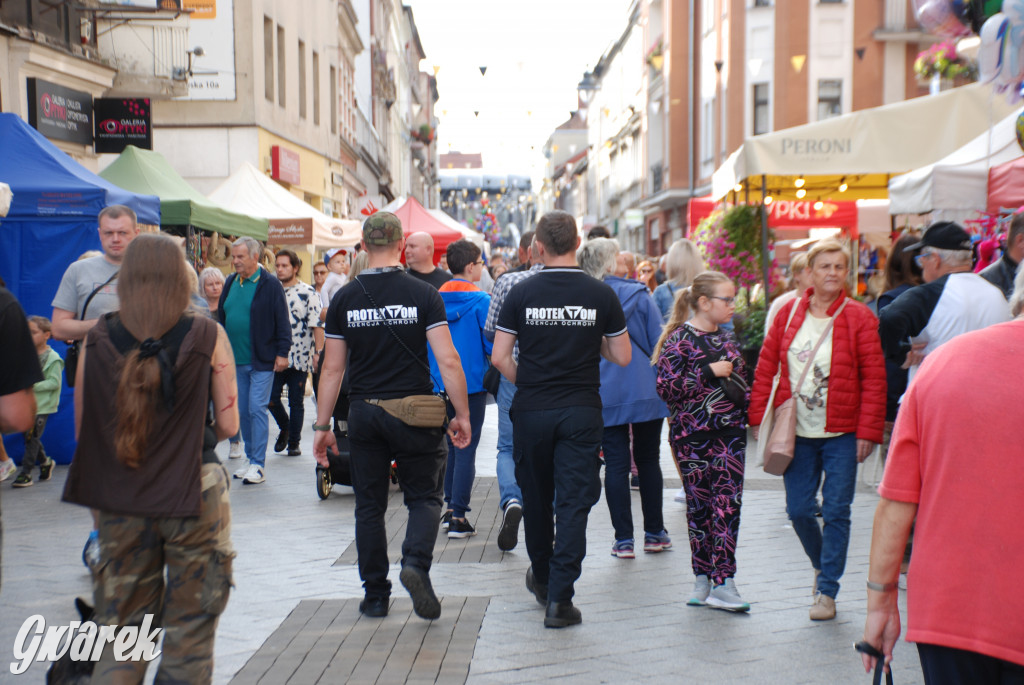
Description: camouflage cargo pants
xmin=92 ymin=463 xmax=235 ymax=685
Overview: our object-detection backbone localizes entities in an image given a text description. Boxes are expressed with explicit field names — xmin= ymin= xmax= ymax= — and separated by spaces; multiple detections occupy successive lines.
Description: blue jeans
xmin=513 ymin=405 xmax=603 ymax=603
xmin=495 ymin=376 xmax=522 ymax=508
xmin=236 ymin=365 xmax=275 ymax=468
xmin=444 ymin=392 xmax=487 ymax=518
xmin=602 ymin=419 xmax=664 ymax=541
xmin=783 ymin=433 xmax=858 ymax=599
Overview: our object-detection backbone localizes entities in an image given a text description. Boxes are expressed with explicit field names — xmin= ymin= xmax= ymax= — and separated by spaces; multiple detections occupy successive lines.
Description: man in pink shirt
xmin=861 ymin=316 xmax=1024 ymax=681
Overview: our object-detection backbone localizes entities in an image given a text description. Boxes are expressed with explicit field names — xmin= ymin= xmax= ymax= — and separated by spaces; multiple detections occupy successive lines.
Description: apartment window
xmin=330 ymin=65 xmax=338 ymax=134
xmin=263 ymin=17 xmax=274 ymax=102
xmin=277 ymin=26 xmax=285 ymax=107
xmin=298 ymin=40 xmax=307 ymax=119
xmin=817 ymin=79 xmax=842 ymax=120
xmin=701 ymin=98 xmax=714 ymax=163
xmin=753 ymin=83 xmax=769 ymax=134
xmin=312 ymin=51 xmax=320 ymax=125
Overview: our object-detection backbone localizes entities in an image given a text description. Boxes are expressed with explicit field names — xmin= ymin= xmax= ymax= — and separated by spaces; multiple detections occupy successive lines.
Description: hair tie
xmin=137 ymin=338 xmax=175 ymax=411
xmin=138 ymin=338 xmax=164 ymax=359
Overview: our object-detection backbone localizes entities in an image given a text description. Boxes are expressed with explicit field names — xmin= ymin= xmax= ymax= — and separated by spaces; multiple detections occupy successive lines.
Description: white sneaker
xmin=228 ymin=442 xmax=244 ymax=459
xmin=242 ymin=464 xmax=265 ymax=484
xmin=233 ymin=460 xmax=250 ymax=479
xmin=687 ymin=575 xmax=711 ymax=606
xmin=674 ymin=487 xmax=687 ymax=503
xmin=0 ymin=460 xmax=16 ymax=482
xmin=706 ymin=578 xmax=750 ymax=612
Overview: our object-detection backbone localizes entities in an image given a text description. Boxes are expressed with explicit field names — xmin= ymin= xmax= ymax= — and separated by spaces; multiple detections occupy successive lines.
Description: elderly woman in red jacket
xmin=749 ymin=238 xmax=885 ymax=622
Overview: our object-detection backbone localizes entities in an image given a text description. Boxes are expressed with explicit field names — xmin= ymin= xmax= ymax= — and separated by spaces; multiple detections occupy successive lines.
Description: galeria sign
xmin=10 ymin=614 xmax=162 ymax=675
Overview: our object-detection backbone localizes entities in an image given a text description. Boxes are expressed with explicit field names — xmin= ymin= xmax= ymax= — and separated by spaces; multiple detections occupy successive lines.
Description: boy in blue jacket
xmin=429 ymin=240 xmax=492 ymax=538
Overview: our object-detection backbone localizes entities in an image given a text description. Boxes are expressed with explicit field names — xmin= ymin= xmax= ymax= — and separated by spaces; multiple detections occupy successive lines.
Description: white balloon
xmin=1004 ymin=0 xmax=1024 ymax=24
xmin=979 ymin=14 xmax=1009 ymax=83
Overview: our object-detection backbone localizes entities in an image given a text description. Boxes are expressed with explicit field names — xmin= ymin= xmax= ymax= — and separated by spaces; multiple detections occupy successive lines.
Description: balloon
xmin=913 ymin=0 xmax=972 ymax=37
xmin=1017 ymin=110 xmax=1024 ymax=152
xmin=1004 ymin=0 xmax=1024 ymax=22
xmin=980 ymin=13 xmax=1010 ymax=83
xmin=998 ymin=19 xmax=1024 ymax=85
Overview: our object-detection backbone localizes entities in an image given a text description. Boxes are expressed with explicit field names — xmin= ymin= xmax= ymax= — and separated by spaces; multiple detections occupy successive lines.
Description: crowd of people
xmin=0 ymin=203 xmax=1021 ymax=682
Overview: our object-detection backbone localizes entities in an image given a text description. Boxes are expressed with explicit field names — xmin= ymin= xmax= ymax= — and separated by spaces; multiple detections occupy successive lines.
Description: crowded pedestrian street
xmin=0 ymin=396 xmax=923 ymax=684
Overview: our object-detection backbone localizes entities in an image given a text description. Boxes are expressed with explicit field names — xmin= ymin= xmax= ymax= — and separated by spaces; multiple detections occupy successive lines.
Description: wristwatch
xmin=312 ymin=422 xmax=332 ymax=432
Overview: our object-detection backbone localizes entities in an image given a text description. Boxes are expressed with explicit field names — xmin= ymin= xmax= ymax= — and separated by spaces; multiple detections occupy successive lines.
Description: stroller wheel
xmin=316 ymin=466 xmax=333 ymax=500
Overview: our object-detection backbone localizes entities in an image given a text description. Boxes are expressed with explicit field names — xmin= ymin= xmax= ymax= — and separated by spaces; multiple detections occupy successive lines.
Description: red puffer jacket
xmin=748 ymin=290 xmax=886 ymax=443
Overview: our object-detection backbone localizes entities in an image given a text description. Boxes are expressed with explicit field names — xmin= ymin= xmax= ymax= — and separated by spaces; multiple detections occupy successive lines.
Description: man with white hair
xmin=878 ymin=222 xmax=1009 ymax=384
xmin=218 ymin=236 xmax=291 ymax=484
xmin=405 ymin=232 xmax=451 ymax=289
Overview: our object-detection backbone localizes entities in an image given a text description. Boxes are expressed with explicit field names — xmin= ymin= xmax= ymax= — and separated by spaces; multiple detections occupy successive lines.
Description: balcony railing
xmin=356 ymin=108 xmax=386 ymax=171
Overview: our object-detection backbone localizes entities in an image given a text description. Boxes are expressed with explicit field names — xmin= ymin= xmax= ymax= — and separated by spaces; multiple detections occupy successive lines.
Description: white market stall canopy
xmin=712 ymin=83 xmax=1019 ymax=202
xmin=888 ymin=107 xmax=1024 ymax=215
xmin=0 ymin=182 xmax=10 ymax=217
xmin=209 ymin=163 xmax=361 ymax=248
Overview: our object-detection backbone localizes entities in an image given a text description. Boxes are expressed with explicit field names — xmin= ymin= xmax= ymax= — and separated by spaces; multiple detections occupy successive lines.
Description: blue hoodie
xmin=599 ymin=276 xmax=670 ymax=427
xmin=429 ymin=279 xmax=493 ymax=394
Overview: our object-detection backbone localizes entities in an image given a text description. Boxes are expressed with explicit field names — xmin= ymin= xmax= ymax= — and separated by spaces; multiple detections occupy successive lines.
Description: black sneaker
xmin=359 ymin=596 xmax=389 ymax=618
xmin=497 ymin=500 xmax=522 ymax=551
xmin=287 ymin=446 xmax=301 ymax=457
xmin=399 ymin=566 xmax=441 ymax=620
xmin=440 ymin=510 xmax=453 ymax=530
xmin=630 ymin=474 xmax=640 ymax=490
xmin=12 ymin=472 xmax=33 ymax=488
xmin=544 ymin=601 xmax=582 ymax=629
xmin=274 ymin=431 xmax=289 ymax=453
xmin=38 ymin=457 xmax=55 ymax=482
xmin=447 ymin=518 xmax=476 ymax=539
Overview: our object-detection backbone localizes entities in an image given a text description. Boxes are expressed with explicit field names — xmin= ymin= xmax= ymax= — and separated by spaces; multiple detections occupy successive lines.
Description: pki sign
xmin=767 ymin=200 xmax=857 ymax=228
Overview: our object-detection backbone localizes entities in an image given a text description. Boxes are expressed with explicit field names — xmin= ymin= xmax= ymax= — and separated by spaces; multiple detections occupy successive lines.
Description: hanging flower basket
xmin=412 ymin=124 xmax=435 ymax=144
xmin=914 ymin=41 xmax=977 ymax=81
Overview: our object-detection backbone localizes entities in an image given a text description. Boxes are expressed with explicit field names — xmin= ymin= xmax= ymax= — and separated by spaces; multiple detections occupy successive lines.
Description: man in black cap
xmin=879 ymin=221 xmax=1010 ymax=384
xmin=314 ymin=211 xmax=471 ymax=622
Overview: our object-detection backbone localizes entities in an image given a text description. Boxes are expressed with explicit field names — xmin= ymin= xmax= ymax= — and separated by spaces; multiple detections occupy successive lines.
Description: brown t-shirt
xmin=63 ymin=313 xmax=218 ymax=517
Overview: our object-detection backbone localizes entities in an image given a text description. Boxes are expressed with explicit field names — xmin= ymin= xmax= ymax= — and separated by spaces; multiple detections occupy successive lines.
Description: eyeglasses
xmin=710 ymin=296 xmax=736 ymax=305
xmin=474 ymin=259 xmax=485 ymax=265
xmin=313 ymin=270 xmax=328 ymax=275
xmin=913 ymin=250 xmax=934 ymax=268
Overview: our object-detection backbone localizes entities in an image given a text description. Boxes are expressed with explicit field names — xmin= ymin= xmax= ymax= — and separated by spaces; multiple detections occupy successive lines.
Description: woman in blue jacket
xmin=579 ymin=238 xmax=670 ymax=559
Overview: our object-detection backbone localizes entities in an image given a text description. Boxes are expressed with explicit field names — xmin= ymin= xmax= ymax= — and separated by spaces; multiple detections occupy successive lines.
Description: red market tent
xmin=386 ymin=196 xmax=464 ymax=265
xmin=986 ymin=157 xmax=1024 ymax=214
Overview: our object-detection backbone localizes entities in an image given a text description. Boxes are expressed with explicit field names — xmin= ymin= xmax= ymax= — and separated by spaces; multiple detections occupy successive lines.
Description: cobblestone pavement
xmin=0 ymin=396 xmax=922 ymax=684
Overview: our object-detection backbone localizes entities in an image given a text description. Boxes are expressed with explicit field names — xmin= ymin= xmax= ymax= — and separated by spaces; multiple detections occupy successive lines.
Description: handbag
xmin=482 ymin=360 xmax=501 ymax=397
xmin=64 ymin=270 xmax=119 ymax=388
xmin=355 ymin=277 xmax=451 ymax=429
xmin=688 ymin=325 xmax=748 ymax=409
xmin=760 ymin=299 xmax=847 ymax=475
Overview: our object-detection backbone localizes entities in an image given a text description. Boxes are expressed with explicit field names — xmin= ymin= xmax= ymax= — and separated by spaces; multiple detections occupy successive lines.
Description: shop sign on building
xmin=177 ymin=0 xmax=236 ymax=100
xmin=268 ymin=218 xmax=313 ymax=244
xmin=94 ymin=98 xmax=152 ymax=153
xmin=271 ymin=146 xmax=301 ymax=185
xmin=27 ymin=79 xmax=93 ymax=145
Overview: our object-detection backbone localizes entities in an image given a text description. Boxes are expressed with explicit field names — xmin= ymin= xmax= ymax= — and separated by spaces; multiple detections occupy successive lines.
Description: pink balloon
xmin=913 ymin=0 xmax=971 ymax=38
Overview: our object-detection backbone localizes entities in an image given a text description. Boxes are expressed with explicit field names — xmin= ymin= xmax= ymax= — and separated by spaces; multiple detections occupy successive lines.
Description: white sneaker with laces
xmin=706 ymin=578 xmax=750 ymax=612
xmin=233 ymin=460 xmax=250 ymax=479
xmin=687 ymin=575 xmax=711 ymax=606
xmin=674 ymin=487 xmax=687 ymax=503
xmin=0 ymin=460 xmax=16 ymax=482
xmin=242 ymin=464 xmax=265 ymax=484
xmin=228 ymin=442 xmax=244 ymax=459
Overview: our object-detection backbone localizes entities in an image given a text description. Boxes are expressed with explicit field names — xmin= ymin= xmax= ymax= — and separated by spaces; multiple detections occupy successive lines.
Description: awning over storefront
xmin=888 ymin=107 xmax=1024 ymax=215
xmin=100 ymin=146 xmax=268 ymax=240
xmin=712 ymin=84 xmax=1018 ymax=203
xmin=209 ymin=163 xmax=361 ymax=248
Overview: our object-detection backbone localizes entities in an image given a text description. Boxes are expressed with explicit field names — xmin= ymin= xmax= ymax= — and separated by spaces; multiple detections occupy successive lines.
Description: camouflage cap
xmin=362 ymin=212 xmax=404 ymax=245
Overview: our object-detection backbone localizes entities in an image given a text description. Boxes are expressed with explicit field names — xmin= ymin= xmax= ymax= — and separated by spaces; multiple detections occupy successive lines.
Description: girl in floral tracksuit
xmin=654 ymin=271 xmax=750 ymax=612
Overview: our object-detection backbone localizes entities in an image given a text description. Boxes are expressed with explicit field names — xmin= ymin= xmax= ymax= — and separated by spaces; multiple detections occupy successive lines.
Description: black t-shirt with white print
xmin=496 ymin=266 xmax=627 ymax=411
xmin=325 ymin=267 xmax=448 ymax=400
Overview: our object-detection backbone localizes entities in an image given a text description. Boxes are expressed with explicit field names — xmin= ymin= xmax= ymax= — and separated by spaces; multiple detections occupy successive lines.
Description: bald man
xmin=405 ymin=231 xmax=452 ymax=289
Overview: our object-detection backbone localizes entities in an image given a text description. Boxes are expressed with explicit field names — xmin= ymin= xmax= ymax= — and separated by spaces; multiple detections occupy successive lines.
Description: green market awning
xmin=100 ymin=146 xmax=268 ymax=240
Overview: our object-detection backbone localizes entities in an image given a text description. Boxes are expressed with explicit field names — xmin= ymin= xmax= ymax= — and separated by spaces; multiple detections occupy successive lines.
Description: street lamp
xmin=577 ymin=71 xmax=599 ymax=107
